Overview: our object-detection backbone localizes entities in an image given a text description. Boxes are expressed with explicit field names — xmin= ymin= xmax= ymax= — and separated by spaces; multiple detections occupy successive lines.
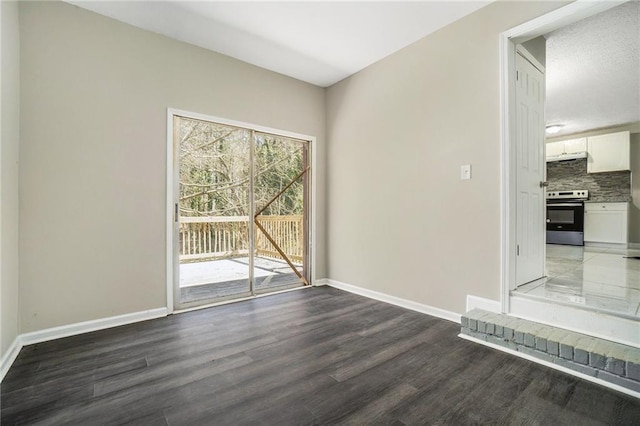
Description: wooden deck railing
xmin=255 ymin=215 xmax=304 ymax=263
xmin=179 ymin=216 xmax=250 ymax=261
xmin=179 ymin=215 xmax=304 ymax=263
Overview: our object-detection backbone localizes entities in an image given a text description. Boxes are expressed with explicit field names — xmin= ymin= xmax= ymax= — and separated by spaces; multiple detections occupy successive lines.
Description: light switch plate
xmin=461 ymin=164 xmax=471 ymax=180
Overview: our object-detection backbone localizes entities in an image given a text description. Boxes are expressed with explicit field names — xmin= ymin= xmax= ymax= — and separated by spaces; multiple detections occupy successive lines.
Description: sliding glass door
xmin=172 ymin=114 xmax=310 ymax=309
xmin=253 ymin=132 xmax=309 ymax=293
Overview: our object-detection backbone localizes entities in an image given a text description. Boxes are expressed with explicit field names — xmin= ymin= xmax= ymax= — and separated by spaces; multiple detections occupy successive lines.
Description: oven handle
xmin=547 ymin=203 xmax=583 ymax=207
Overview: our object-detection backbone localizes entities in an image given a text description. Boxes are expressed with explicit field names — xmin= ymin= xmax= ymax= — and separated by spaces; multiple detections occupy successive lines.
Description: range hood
xmin=546 ymin=152 xmax=588 ymax=163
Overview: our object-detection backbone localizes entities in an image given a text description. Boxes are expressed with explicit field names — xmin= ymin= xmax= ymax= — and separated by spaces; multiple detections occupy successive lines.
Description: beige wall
xmin=1 ymin=1 xmax=21 ymax=356
xmin=18 ymin=1 xmax=326 ymax=332
xmin=326 ymin=1 xmax=566 ymax=314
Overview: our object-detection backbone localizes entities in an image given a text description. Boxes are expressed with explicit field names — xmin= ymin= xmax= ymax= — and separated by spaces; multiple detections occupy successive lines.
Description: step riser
xmin=461 ymin=309 xmax=640 ymax=393
xmin=510 ymin=295 xmax=639 ymax=348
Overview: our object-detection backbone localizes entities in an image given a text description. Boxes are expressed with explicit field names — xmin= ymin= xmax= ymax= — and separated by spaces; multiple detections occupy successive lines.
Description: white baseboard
xmin=585 ymin=242 xmax=629 ymax=249
xmin=0 ymin=336 xmax=23 ymax=382
xmin=20 ymin=307 xmax=168 ymax=346
xmin=325 ymin=279 xmax=461 ymax=323
xmin=1 ymin=307 xmax=167 ymax=382
xmin=459 ymin=333 xmax=640 ymax=400
xmin=466 ymin=295 xmax=501 ymax=313
xmin=629 ymin=243 xmax=640 ymax=250
xmin=313 ymin=278 xmax=329 ymax=286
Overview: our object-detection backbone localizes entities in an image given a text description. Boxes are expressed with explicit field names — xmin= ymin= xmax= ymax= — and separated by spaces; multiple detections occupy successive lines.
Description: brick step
xmin=460 ymin=309 xmax=640 ymax=393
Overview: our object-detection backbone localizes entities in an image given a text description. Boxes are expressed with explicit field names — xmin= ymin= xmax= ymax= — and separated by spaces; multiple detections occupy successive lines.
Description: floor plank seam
xmin=3 ymin=288 xmax=639 ymax=425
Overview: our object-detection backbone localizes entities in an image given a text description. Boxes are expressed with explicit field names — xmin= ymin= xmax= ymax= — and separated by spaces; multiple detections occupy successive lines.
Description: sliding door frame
xmin=165 ymin=108 xmax=317 ymax=313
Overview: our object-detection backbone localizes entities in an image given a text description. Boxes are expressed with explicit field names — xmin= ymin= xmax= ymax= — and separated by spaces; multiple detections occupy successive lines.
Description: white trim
xmin=168 ymin=108 xmax=317 ymax=142
xmin=499 ymin=29 xmax=515 ymax=314
xmin=313 ymin=278 xmax=329 ymax=286
xmin=20 ymin=308 xmax=167 ymax=346
xmin=173 ymin=285 xmax=311 ymax=315
xmin=310 ymin=130 xmax=318 ymax=286
xmin=166 ymin=109 xmax=175 ymax=313
xmin=325 ymin=279 xmax=461 ymax=323
xmin=499 ymin=0 xmax=626 ymax=317
xmin=516 ymin=45 xmax=544 ymax=75
xmin=629 ymin=243 xmax=640 ymax=250
xmin=165 ymin=108 xmax=318 ymax=312
xmin=501 ymin=0 xmax=624 ymax=41
xmin=585 ymin=242 xmax=629 ymax=250
xmin=459 ymin=333 xmax=640 ymax=400
xmin=1 ymin=308 xmax=167 ymax=382
xmin=0 ymin=337 xmax=22 ymax=382
xmin=466 ymin=295 xmax=501 ymax=314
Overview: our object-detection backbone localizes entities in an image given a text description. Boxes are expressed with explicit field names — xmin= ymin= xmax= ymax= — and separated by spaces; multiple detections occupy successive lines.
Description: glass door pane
xmin=252 ymin=132 xmax=309 ymax=294
xmin=177 ymin=116 xmax=252 ymax=307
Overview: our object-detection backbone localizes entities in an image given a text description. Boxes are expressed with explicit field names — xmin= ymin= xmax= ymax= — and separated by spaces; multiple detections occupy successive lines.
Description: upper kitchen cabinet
xmin=563 ymin=138 xmax=587 ymax=154
xmin=587 ymin=131 xmax=630 ymax=173
xmin=546 ymin=142 xmax=563 ymax=157
xmin=545 ymin=138 xmax=586 ymax=160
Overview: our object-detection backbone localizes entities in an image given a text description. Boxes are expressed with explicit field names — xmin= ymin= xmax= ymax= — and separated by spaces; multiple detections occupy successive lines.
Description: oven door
xmin=546 ymin=203 xmax=584 ymax=232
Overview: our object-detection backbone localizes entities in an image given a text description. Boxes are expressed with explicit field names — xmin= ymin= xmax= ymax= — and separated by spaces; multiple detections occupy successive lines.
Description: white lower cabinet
xmin=584 ymin=203 xmax=629 ymax=244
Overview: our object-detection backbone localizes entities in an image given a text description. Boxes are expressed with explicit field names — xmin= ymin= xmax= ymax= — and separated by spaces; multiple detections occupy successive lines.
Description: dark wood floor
xmin=2 ymin=287 xmax=639 ymax=425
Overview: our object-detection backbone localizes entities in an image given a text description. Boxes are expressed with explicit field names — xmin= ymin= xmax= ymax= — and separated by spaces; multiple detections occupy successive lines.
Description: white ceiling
xmin=545 ymin=1 xmax=640 ymax=137
xmin=66 ymin=1 xmax=490 ymax=87
xmin=65 ymin=1 xmax=638 ymax=138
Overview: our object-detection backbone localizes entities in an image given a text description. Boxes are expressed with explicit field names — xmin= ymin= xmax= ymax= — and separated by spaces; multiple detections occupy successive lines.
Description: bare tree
xmin=178 ymin=118 xmax=306 ymax=218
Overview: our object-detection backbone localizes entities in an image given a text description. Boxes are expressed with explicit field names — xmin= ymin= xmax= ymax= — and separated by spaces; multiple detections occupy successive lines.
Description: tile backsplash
xmin=546 ymin=158 xmax=631 ymax=202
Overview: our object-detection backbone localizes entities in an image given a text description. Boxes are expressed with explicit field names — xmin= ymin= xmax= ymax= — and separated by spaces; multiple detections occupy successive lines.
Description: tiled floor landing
xmin=513 ymin=245 xmax=640 ymax=319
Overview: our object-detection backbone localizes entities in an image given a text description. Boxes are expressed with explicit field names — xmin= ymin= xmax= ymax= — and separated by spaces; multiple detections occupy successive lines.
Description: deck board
xmin=179 ymin=257 xmax=304 ymax=304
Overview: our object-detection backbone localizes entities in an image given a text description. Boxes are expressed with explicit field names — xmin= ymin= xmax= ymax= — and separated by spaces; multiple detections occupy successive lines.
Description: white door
xmin=515 ymin=51 xmax=545 ymax=286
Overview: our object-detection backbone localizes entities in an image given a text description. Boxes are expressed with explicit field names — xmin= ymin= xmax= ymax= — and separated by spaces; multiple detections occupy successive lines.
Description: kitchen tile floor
xmin=514 ymin=244 xmax=640 ymax=318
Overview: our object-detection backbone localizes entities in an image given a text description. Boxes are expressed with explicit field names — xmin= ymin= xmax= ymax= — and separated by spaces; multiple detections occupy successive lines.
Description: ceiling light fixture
xmin=545 ymin=124 xmax=564 ymax=135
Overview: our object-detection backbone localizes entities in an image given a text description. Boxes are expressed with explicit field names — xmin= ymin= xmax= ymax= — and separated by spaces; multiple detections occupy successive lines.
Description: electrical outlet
xmin=461 ymin=164 xmax=471 ymax=180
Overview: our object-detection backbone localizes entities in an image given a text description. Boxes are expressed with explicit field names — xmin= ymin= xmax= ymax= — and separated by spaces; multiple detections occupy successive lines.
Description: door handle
xmin=540 ymin=181 xmax=548 ymax=188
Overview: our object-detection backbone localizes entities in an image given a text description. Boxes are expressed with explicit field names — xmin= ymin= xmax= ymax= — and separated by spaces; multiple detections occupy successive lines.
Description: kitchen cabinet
xmin=587 ymin=131 xmax=630 ymax=173
xmin=545 ymin=137 xmax=586 ymax=159
xmin=563 ymin=138 xmax=587 ymax=154
xmin=584 ymin=202 xmax=629 ymax=244
xmin=546 ymin=141 xmax=563 ymax=158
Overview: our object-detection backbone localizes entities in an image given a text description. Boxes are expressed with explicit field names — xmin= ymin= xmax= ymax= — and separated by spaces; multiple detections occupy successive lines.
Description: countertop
xmin=585 ymin=197 xmax=632 ymax=203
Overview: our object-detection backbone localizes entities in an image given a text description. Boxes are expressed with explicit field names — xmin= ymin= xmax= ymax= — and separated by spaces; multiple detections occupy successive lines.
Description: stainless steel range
xmin=546 ymin=190 xmax=589 ymax=246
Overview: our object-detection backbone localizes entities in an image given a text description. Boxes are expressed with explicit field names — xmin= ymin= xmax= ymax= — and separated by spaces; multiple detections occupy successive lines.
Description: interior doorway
xmin=500 ymin=1 xmax=623 ymax=310
xmin=168 ymin=111 xmax=312 ymax=311
xmin=500 ymin=2 xmax=640 ymax=346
